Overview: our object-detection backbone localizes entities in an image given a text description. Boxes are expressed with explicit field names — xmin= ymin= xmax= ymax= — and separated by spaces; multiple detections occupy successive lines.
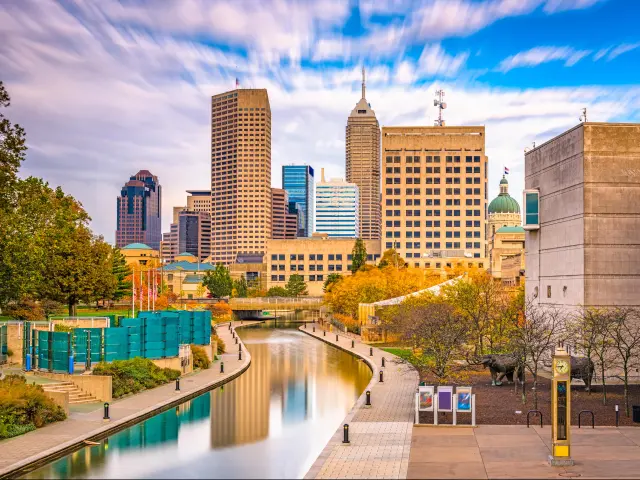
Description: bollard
xmin=220 ymin=361 xmax=225 ymax=374
xmin=239 ymin=350 xmax=242 ymax=361
xmin=370 ymin=347 xmax=373 ymax=356
xmin=235 ymin=337 xmax=238 ymax=344
xmin=313 ymin=326 xmax=316 ymax=333
xmin=239 ymin=343 xmax=242 ymax=352
xmin=366 ymin=390 xmax=371 ymax=406
xmin=304 ymin=323 xmax=306 ymax=329
xmin=229 ymin=323 xmax=231 ymax=330
xmin=352 ymin=340 xmax=355 ymax=348
xmin=342 ymin=424 xmax=350 ymax=444
xmin=336 ymin=334 xmax=339 ymax=342
xmin=175 ymin=378 xmax=180 ymax=391
xmin=323 ymin=330 xmax=326 ymax=337
xmin=103 ymin=402 xmax=110 ymax=420
xmin=382 ymin=357 xmax=385 ymax=368
xmin=616 ymin=404 xmax=620 ymax=428
xmin=379 ymin=370 xmax=384 ymax=382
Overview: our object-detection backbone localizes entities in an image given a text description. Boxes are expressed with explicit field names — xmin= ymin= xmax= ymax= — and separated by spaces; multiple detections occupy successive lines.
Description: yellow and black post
xmin=549 ymin=345 xmax=574 ymax=466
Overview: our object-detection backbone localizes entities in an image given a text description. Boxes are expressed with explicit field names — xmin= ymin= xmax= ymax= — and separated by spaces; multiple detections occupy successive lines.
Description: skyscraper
xmin=161 ymin=210 xmax=212 ymax=263
xmin=211 ymin=89 xmax=272 ymax=265
xmin=282 ymin=165 xmax=314 ymax=237
xmin=346 ymin=67 xmax=381 ymax=240
xmin=271 ymin=188 xmax=298 ymax=239
xmin=380 ymin=126 xmax=488 ymax=267
xmin=116 ymin=170 xmax=161 ymax=250
xmin=186 ymin=190 xmax=211 ymax=214
xmin=316 ymin=169 xmax=359 ymax=238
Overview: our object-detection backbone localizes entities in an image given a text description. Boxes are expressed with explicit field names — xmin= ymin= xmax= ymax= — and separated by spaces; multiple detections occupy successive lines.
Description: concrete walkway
xmin=300 ymin=323 xmax=419 ymax=479
xmin=0 ymin=321 xmax=256 ymax=479
xmin=409 ymin=425 xmax=640 ymax=479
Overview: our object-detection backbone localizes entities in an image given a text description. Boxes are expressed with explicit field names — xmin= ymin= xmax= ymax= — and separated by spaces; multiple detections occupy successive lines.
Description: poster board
xmin=437 ymin=386 xmax=453 ymax=412
xmin=418 ymin=386 xmax=434 ymax=411
xmin=456 ymin=387 xmax=472 ymax=412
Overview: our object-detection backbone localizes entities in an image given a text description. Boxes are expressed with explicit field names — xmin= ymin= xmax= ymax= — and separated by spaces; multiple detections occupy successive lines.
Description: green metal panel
xmin=0 ymin=325 xmax=7 ymax=365
xmin=38 ymin=330 xmax=70 ymax=372
xmin=104 ymin=328 xmax=129 ymax=361
xmin=73 ymin=328 xmax=103 ymax=365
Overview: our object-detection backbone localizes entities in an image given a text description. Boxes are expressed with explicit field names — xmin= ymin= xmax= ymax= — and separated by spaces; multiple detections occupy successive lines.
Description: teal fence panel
xmin=73 ymin=328 xmax=103 ymax=365
xmin=38 ymin=331 xmax=50 ymax=371
xmin=104 ymin=328 xmax=129 ymax=361
xmin=38 ymin=331 xmax=70 ymax=372
xmin=0 ymin=325 xmax=7 ymax=365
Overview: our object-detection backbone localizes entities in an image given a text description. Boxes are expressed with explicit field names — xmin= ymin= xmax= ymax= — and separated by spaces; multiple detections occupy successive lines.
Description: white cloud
xmin=498 ymin=46 xmax=591 ymax=72
xmin=418 ymin=44 xmax=469 ymax=76
xmin=607 ymin=43 xmax=640 ymax=60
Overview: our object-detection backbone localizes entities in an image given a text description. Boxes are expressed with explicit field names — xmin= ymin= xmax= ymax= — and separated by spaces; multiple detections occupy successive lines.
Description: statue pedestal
xmin=548 ymin=455 xmax=574 ymax=467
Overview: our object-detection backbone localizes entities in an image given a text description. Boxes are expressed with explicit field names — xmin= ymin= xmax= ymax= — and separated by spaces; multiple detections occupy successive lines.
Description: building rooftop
xmin=123 ymin=243 xmax=152 ymax=250
xmin=163 ymin=261 xmax=214 ymax=272
xmin=496 ymin=226 xmax=525 ymax=234
xmin=488 ymin=176 xmax=521 ymax=214
xmin=177 ymin=252 xmax=196 ymax=257
xmin=183 ymin=274 xmax=205 ymax=284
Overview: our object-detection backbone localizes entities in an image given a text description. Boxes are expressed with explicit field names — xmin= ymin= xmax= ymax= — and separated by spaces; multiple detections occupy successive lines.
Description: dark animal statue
xmin=570 ymin=356 xmax=595 ymax=391
xmin=481 ymin=354 xmax=524 ymax=386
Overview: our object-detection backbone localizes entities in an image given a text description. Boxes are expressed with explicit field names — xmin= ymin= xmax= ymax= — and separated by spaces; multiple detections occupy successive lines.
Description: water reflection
xmin=25 ymin=328 xmax=371 ymax=479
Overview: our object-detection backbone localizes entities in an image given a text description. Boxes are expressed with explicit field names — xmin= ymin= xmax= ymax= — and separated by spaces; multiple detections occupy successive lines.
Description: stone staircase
xmin=42 ymin=382 xmax=98 ymax=404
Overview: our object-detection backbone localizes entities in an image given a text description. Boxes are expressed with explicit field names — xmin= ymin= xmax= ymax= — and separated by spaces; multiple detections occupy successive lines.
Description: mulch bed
xmin=415 ymin=367 xmax=640 ymax=427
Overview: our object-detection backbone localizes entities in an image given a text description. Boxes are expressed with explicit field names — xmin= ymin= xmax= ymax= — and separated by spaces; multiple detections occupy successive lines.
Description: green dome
xmin=488 ymin=176 xmax=521 ymax=214
xmin=123 ymin=243 xmax=152 ymax=250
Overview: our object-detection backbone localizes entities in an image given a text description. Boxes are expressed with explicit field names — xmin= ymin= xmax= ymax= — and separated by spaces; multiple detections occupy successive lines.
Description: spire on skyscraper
xmin=361 ymin=66 xmax=366 ymax=99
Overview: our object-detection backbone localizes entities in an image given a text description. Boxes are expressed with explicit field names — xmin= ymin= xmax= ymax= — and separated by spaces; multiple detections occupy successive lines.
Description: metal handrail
xmin=527 ymin=410 xmax=543 ymax=428
xmin=578 ymin=410 xmax=595 ymax=429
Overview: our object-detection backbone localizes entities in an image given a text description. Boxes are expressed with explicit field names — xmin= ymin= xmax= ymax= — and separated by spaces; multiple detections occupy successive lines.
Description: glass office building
xmin=316 ymin=178 xmax=359 ymax=238
xmin=282 ymin=165 xmax=314 ymax=237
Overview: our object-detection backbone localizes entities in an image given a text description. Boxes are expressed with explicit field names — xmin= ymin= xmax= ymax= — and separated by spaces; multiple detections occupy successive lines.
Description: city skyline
xmin=2 ymin=0 xmax=639 ymax=243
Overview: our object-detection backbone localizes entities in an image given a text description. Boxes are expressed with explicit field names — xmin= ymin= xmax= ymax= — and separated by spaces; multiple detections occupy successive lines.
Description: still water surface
xmin=25 ymin=325 xmax=371 ymax=479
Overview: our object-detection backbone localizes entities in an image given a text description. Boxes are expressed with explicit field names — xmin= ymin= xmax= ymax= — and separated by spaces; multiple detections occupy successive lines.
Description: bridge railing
xmin=229 ymin=297 xmax=323 ymax=306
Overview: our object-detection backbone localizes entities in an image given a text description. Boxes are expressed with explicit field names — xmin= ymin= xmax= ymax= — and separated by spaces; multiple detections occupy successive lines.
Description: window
xmin=298 ymin=254 xmax=304 ymax=260
xmin=317 ymin=275 xmax=324 ymax=282
xmin=547 ymin=286 xmax=552 ymax=298
xmin=309 ymin=254 xmax=316 ymax=261
xmin=336 ymin=254 xmax=342 ymax=261
xmin=271 ymin=254 xmax=277 ymax=261
xmin=309 ymin=275 xmax=316 ymax=282
xmin=524 ymin=190 xmax=540 ymax=229
xmin=290 ymin=254 xmax=296 ymax=261
xmin=271 ymin=275 xmax=278 ymax=281
xmin=309 ymin=264 xmax=316 ymax=271
xmin=279 ymin=254 xmax=285 ymax=261
xmin=328 ymin=254 xmax=335 ymax=261
xmin=317 ymin=254 xmax=324 ymax=261
xmin=279 ymin=275 xmax=285 ymax=282
xmin=271 ymin=265 xmax=278 ymax=271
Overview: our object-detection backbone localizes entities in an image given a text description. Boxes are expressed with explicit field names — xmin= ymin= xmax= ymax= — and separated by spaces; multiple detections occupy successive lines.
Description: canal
xmin=25 ymin=324 xmax=372 ymax=479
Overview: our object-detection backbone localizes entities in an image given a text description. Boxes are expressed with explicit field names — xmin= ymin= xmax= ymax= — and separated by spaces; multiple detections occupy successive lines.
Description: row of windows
xmin=270 ymin=253 xmax=377 ymax=261
xmin=386 ymin=231 xmax=483 ymax=238
xmin=271 ymin=275 xmax=325 ymax=282
xmin=385 ymin=220 xmax=483 ymax=228
xmin=272 ymin=264 xmax=345 ymax=272
xmin=385 ymin=241 xmax=483 ymax=254
xmin=385 ymin=209 xmax=483 ymax=217
xmin=385 ymin=188 xmax=483 ymax=196
xmin=385 ymin=198 xmax=482 ymax=206
xmin=385 ymin=166 xmax=482 ymax=174
xmin=385 ymin=177 xmax=482 ymax=185
xmin=385 ymin=156 xmax=482 ymax=164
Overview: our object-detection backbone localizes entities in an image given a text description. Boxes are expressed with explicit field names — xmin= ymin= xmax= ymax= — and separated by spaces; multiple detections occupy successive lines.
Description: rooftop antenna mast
xmin=362 ymin=65 xmax=366 ymax=99
xmin=579 ymin=107 xmax=587 ymax=123
xmin=434 ymin=89 xmax=447 ymax=126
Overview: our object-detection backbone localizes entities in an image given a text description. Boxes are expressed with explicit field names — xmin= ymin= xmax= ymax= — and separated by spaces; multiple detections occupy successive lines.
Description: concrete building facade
xmin=211 ymin=88 xmax=271 ymax=265
xmin=282 ymin=165 xmax=314 ymax=237
xmin=116 ymin=170 xmax=162 ymax=251
xmin=346 ymin=68 xmax=381 ymax=240
xmin=266 ymin=235 xmax=381 ymax=296
xmin=315 ymin=169 xmax=359 ymax=238
xmin=524 ymin=123 xmax=640 ymax=312
xmin=381 ymin=126 xmax=488 ymax=268
xmin=271 ymin=188 xmax=298 ymax=239
xmin=161 ymin=210 xmax=211 ymax=263
xmin=121 ymin=243 xmax=160 ymax=268
xmin=186 ymin=190 xmax=211 ymax=214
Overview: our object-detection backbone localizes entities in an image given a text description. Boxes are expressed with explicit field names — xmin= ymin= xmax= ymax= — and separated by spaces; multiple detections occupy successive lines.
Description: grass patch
xmin=92 ymin=357 xmax=180 ymax=399
xmin=382 ymin=347 xmax=414 ymax=362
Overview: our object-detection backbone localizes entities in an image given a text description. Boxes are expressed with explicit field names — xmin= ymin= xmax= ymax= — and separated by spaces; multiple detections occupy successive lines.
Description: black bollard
xmin=370 ymin=347 xmax=373 ymax=356
xmin=220 ymin=361 xmax=225 ymax=374
xmin=304 ymin=323 xmax=306 ymax=329
xmin=175 ymin=378 xmax=180 ymax=391
xmin=323 ymin=330 xmax=326 ymax=337
xmin=336 ymin=334 xmax=339 ymax=342
xmin=366 ymin=390 xmax=371 ymax=406
xmin=313 ymin=326 xmax=316 ymax=332
xmin=239 ymin=350 xmax=242 ymax=361
xmin=229 ymin=323 xmax=231 ymax=330
xmin=379 ymin=370 xmax=384 ymax=382
xmin=235 ymin=337 xmax=238 ymax=344
xmin=103 ymin=402 xmax=110 ymax=420
xmin=616 ymin=404 xmax=620 ymax=427
xmin=382 ymin=357 xmax=385 ymax=368
xmin=239 ymin=344 xmax=242 ymax=352
xmin=352 ymin=340 xmax=355 ymax=348
xmin=342 ymin=424 xmax=350 ymax=444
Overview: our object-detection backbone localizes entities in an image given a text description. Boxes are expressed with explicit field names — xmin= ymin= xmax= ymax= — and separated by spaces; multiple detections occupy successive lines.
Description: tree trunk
xmin=533 ymin=372 xmax=538 ymax=410
xmin=68 ymin=300 xmax=77 ymax=317
xmin=600 ymin=361 xmax=607 ymax=406
xmin=521 ymin=371 xmax=527 ymax=405
xmin=624 ymin=367 xmax=630 ymax=417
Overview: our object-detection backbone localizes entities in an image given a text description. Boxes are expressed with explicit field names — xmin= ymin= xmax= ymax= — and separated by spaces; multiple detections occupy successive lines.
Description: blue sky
xmin=1 ymin=0 xmax=639 ymax=242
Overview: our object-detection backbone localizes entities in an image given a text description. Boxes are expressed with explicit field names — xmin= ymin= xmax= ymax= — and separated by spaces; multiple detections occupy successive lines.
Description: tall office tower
xmin=186 ymin=190 xmax=212 ymax=214
xmin=271 ymin=188 xmax=298 ymax=239
xmin=346 ymin=68 xmax=381 ymax=240
xmin=381 ymin=126 xmax=488 ymax=267
xmin=116 ymin=170 xmax=162 ymax=250
xmin=316 ymin=168 xmax=359 ymax=238
xmin=211 ymin=89 xmax=272 ymax=265
xmin=282 ymin=165 xmax=314 ymax=237
xmin=161 ymin=210 xmax=212 ymax=263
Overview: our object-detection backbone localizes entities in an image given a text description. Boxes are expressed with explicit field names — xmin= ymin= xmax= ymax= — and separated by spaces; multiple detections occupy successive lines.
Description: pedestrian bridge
xmin=229 ymin=297 xmax=324 ymax=311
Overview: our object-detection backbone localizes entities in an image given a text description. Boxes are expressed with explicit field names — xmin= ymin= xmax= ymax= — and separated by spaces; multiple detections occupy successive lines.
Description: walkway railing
xmin=229 ymin=297 xmax=323 ymax=310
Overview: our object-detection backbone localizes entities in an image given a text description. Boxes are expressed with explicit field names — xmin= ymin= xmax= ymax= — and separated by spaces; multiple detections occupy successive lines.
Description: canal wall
xmin=299 ymin=323 xmax=419 ymax=479
xmin=0 ymin=321 xmax=258 ymax=479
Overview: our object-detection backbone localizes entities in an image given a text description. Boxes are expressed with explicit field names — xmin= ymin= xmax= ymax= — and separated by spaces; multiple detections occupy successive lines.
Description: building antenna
xmin=579 ymin=107 xmax=587 ymax=123
xmin=362 ymin=65 xmax=366 ymax=99
xmin=434 ymin=90 xmax=447 ymax=126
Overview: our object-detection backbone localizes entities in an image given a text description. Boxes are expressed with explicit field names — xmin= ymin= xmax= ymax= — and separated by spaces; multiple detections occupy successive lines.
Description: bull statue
xmin=570 ymin=356 xmax=595 ymax=391
xmin=481 ymin=354 xmax=524 ymax=386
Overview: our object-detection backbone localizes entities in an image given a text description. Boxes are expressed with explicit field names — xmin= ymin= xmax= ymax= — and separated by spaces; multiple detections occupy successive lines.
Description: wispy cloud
xmin=498 ymin=46 xmax=591 ymax=72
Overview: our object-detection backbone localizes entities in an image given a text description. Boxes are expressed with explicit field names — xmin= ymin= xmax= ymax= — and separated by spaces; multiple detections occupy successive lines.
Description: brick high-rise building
xmin=346 ymin=67 xmax=381 ymax=240
xmin=116 ymin=170 xmax=161 ymax=250
xmin=211 ymin=89 xmax=271 ymax=264
xmin=381 ymin=126 xmax=488 ymax=268
xmin=271 ymin=188 xmax=298 ymax=239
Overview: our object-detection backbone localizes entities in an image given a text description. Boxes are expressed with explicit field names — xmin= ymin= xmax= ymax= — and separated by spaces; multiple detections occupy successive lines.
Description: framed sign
xmin=418 ymin=386 xmax=434 ymax=411
xmin=437 ymin=386 xmax=453 ymax=412
xmin=456 ymin=387 xmax=472 ymax=412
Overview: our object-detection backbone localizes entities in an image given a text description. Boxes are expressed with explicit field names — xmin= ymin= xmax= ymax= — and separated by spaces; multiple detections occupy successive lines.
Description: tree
xmin=285 ymin=274 xmax=308 ymax=297
xmin=233 ymin=275 xmax=248 ymax=298
xmin=267 ymin=286 xmax=289 ymax=297
xmin=0 ymin=81 xmax=27 ymax=207
xmin=323 ymin=273 xmax=343 ymax=292
xmin=607 ymin=307 xmax=640 ymax=417
xmin=590 ymin=309 xmax=616 ymax=405
xmin=509 ymin=300 xmax=565 ymax=408
xmin=202 ymin=264 xmax=232 ymax=299
xmin=111 ymin=248 xmax=132 ymax=302
xmin=351 ymin=238 xmax=367 ymax=272
xmin=390 ymin=294 xmax=471 ymax=382
xmin=378 ymin=248 xmax=405 ymax=268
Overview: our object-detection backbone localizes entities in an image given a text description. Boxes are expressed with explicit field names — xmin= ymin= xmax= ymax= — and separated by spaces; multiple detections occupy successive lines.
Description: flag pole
xmin=139 ymin=269 xmax=143 ymax=313
xmin=132 ymin=268 xmax=135 ymax=318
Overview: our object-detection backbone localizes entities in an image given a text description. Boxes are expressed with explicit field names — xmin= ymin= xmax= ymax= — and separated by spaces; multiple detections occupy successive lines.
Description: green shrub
xmin=53 ymin=323 xmax=74 ymax=333
xmin=212 ymin=335 xmax=226 ymax=354
xmin=0 ymin=375 xmax=66 ymax=439
xmin=92 ymin=358 xmax=181 ymax=399
xmin=191 ymin=345 xmax=211 ymax=370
